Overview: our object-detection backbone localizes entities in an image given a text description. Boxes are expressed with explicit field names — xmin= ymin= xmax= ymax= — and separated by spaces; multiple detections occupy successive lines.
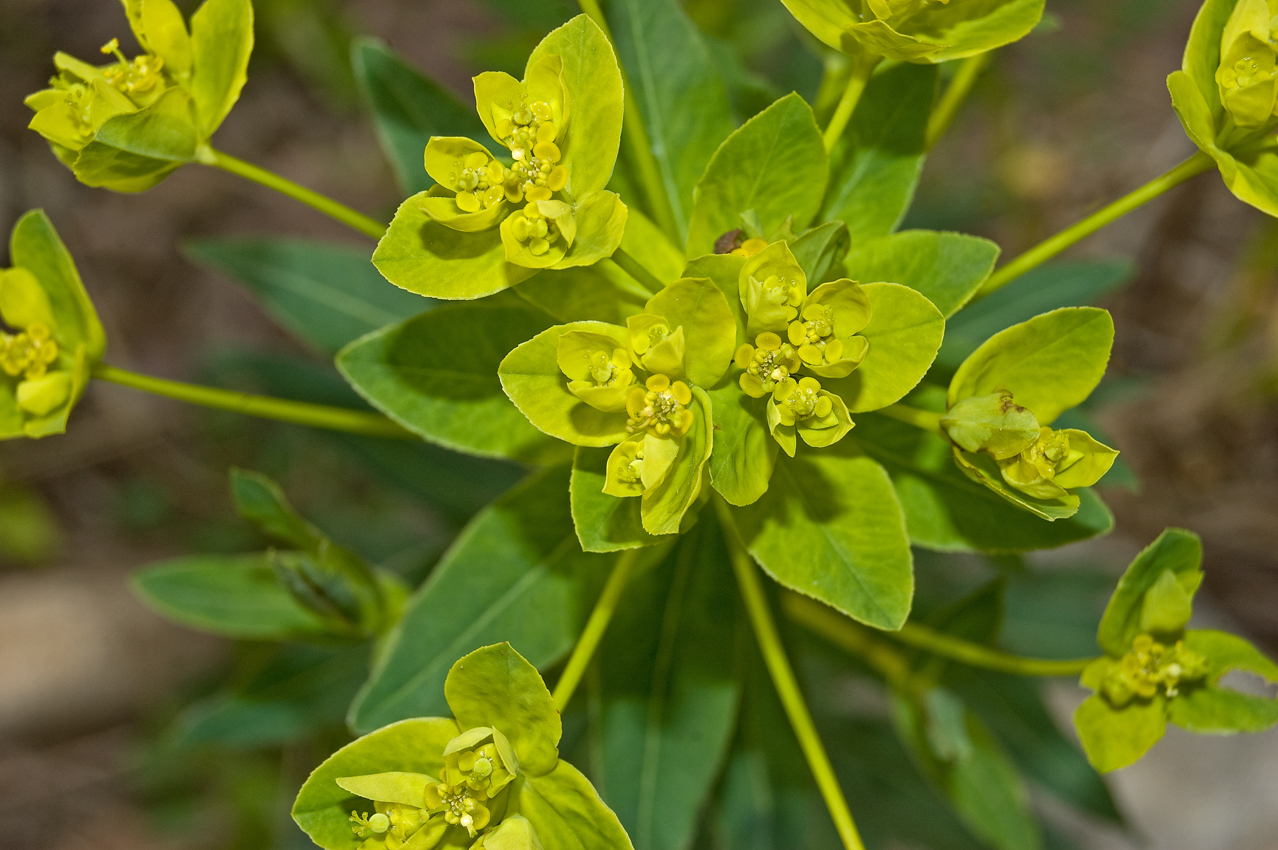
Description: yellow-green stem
xmin=926 ymin=53 xmax=990 ymax=149
xmin=575 ymin=0 xmax=680 ymax=239
xmin=609 ymin=247 xmax=665 ymax=294
xmin=198 ymin=146 xmax=387 ymax=240
xmin=823 ymin=56 xmax=881 ymax=154
xmin=976 ymin=151 xmax=1214 ymax=299
xmin=553 ymin=548 xmax=642 ymax=710
xmin=715 ymin=499 xmax=867 ymax=850
xmin=785 ymin=593 xmax=1096 ymax=677
xmin=878 ymin=403 xmax=944 ymax=433
xmin=92 ymin=363 xmax=414 ymax=439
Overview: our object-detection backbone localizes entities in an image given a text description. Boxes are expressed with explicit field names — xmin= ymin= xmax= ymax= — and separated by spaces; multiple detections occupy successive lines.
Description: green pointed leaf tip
xmin=24 ymin=0 xmax=252 ymax=191
xmin=1 ymin=211 xmax=106 ymax=440
xmin=1097 ymin=528 xmax=1204 ymax=655
xmin=445 ymin=643 xmax=561 ymax=777
xmin=780 ymin=0 xmax=1045 ymax=63
xmin=687 ymin=93 xmax=827 ymax=257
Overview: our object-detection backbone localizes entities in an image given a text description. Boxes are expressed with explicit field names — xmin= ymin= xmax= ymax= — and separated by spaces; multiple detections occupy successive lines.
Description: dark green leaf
xmin=185 ymin=237 xmax=427 ymax=356
xmin=229 ymin=467 xmax=324 ymax=550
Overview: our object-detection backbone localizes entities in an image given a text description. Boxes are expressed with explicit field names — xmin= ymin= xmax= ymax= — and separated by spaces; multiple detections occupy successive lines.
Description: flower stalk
xmin=823 ymin=55 xmax=882 ymax=153
xmin=717 ymin=499 xmax=868 ymax=850
xmin=552 ymin=547 xmax=643 ymax=710
xmin=92 ymin=363 xmax=413 ymax=438
xmin=926 ymin=53 xmax=991 ymax=149
xmin=198 ymin=146 xmax=388 ymax=240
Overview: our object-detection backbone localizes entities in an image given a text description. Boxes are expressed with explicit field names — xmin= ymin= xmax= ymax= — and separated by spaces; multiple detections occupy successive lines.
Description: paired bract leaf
xmin=1 ymin=211 xmax=105 ymax=440
xmin=686 ymin=94 xmax=827 ymax=257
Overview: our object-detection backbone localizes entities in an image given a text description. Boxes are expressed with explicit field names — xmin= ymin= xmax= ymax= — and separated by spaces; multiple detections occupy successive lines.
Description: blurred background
xmin=1 ymin=0 xmax=1276 ymax=848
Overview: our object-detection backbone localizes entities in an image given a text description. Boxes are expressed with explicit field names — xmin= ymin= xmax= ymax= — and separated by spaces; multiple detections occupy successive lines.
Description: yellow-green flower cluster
xmin=1215 ymin=0 xmax=1278 ymax=128
xmin=1099 ymin=635 xmax=1210 ymax=707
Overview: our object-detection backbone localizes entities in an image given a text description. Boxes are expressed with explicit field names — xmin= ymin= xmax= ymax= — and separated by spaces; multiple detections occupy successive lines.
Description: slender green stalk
xmin=926 ymin=53 xmax=990 ymax=149
xmin=552 ymin=548 xmax=643 ymax=711
xmin=198 ymin=146 xmax=387 ymax=240
xmin=877 ymin=403 xmax=944 ymax=433
xmin=823 ymin=56 xmax=881 ymax=154
xmin=715 ymin=500 xmax=867 ymax=850
xmin=784 ymin=593 xmax=1096 ymax=677
xmin=92 ymin=363 xmax=414 ymax=439
xmin=975 ymin=151 xmax=1214 ymax=299
xmin=609 ymin=247 xmax=665 ymax=294
xmin=575 ymin=0 xmax=680 ymax=239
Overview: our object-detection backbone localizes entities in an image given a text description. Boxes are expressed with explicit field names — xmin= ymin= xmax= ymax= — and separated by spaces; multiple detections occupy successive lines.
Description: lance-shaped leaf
xmin=686 ymin=94 xmax=827 ymax=257
xmin=337 ymin=301 xmax=567 ymax=463
xmin=729 ymin=445 xmax=913 ymax=630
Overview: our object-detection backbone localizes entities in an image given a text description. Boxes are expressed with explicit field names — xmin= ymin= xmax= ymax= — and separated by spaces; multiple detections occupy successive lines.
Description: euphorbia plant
xmin=10 ymin=0 xmax=1278 ymax=849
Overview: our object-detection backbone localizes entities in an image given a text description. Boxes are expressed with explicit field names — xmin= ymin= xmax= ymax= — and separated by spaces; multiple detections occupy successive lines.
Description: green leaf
xmin=9 ymin=210 xmax=106 ymax=359
xmin=822 ymin=282 xmax=944 ymax=414
xmin=645 ymin=277 xmax=737 ymax=389
xmin=823 ymin=63 xmax=935 ymax=240
xmin=707 ymin=381 xmax=778 ymax=507
xmin=73 ymin=88 xmax=196 ymax=190
xmin=891 ymin=690 xmax=1042 ymax=850
xmin=571 ymin=447 xmax=660 ymax=552
xmin=852 ymin=414 xmax=1114 ymax=553
xmin=131 ymin=553 xmax=331 ymax=640
xmin=948 ymin=307 xmax=1114 ymax=424
xmin=373 ymin=193 xmax=536 ymax=299
xmin=186 ymin=237 xmax=428 ymax=356
xmin=951 ymin=447 xmax=1081 ymax=521
xmin=683 ymin=253 xmax=748 ymax=348
xmin=642 ymin=388 xmax=714 ymax=536
xmin=843 ymin=230 xmax=999 ymax=319
xmin=228 ymin=467 xmax=323 ymax=549
xmin=188 ymin=0 xmax=254 ymax=137
xmin=352 ymin=38 xmax=496 ymax=196
xmin=686 ymin=94 xmax=827 ymax=257
xmin=446 ymin=643 xmax=561 ymax=776
xmin=175 ymin=644 xmax=368 ymax=749
xmin=594 ymin=516 xmax=741 ymax=850
xmin=1168 ymin=630 xmax=1278 ymax=733
xmin=789 ymin=221 xmax=851 ymax=285
xmin=516 ymin=264 xmax=650 ymax=326
xmin=348 ymin=467 xmax=610 ymax=733
xmin=337 ymin=302 xmax=567 ymax=462
xmin=730 ymin=447 xmax=913 ymax=630
xmin=949 ymin=671 xmax=1124 ymax=824
xmin=1073 ymin=693 xmax=1166 ymax=773
xmin=528 ymin=15 xmax=626 ymax=199
xmin=293 ymin=717 xmax=459 ymax=850
xmin=1096 ymin=528 xmax=1202 ymax=656
xmin=607 ymin=0 xmax=735 ymax=238
xmin=936 ymin=260 xmax=1132 ymax=371
xmin=517 ymin=760 xmax=636 ymax=850
xmin=498 ymin=321 xmax=631 ymax=448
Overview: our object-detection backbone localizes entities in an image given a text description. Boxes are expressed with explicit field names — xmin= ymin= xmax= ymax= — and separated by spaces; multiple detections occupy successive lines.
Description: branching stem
xmin=552 ymin=548 xmax=643 ymax=711
xmin=784 ymin=593 xmax=1096 ymax=677
xmin=92 ymin=363 xmax=413 ymax=439
xmin=199 ymin=146 xmax=387 ymax=240
xmin=609 ymin=248 xmax=666 ymax=294
xmin=715 ymin=499 xmax=867 ymax=850
xmin=975 ymin=151 xmax=1214 ymax=299
xmin=877 ymin=403 xmax=944 ymax=433
xmin=926 ymin=53 xmax=991 ymax=149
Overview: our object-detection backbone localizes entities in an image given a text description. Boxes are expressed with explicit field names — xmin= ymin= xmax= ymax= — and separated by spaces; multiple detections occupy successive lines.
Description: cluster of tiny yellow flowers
xmin=450 ymin=151 xmax=509 ymax=212
xmin=497 ymin=100 xmax=568 ymax=202
xmin=349 ymin=806 xmax=423 ymax=846
xmin=787 ymin=303 xmax=845 ymax=368
xmin=999 ymin=428 xmax=1069 ymax=486
xmin=626 ymin=374 xmax=694 ymax=437
xmin=771 ymin=376 xmax=832 ymax=426
xmin=588 ymin=348 xmax=635 ymax=389
xmin=1220 ymin=52 xmax=1277 ymax=94
xmin=507 ymin=201 xmax=565 ymax=256
xmin=1 ymin=323 xmax=58 ymax=381
xmin=735 ymin=332 xmax=801 ymax=398
xmin=1101 ymin=635 xmax=1209 ymax=707
xmin=99 ymin=38 xmax=165 ymax=96
xmin=759 ymin=272 xmax=805 ymax=323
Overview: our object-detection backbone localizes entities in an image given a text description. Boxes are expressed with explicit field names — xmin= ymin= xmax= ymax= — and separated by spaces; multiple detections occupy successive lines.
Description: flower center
xmin=507 ymin=201 xmax=567 ymax=256
xmin=587 ymin=348 xmax=633 ymax=387
xmin=496 ymin=99 xmax=568 ymax=202
xmin=450 ymin=150 xmax=510 ymax=213
xmin=734 ymin=331 xmax=801 ymax=398
xmin=99 ymin=38 xmax=165 ymax=97
xmin=626 ymin=374 xmax=694 ymax=437
xmin=787 ymin=303 xmax=846 ymax=367
xmin=1101 ymin=635 xmax=1209 ymax=706
xmin=1 ymin=322 xmax=59 ymax=381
